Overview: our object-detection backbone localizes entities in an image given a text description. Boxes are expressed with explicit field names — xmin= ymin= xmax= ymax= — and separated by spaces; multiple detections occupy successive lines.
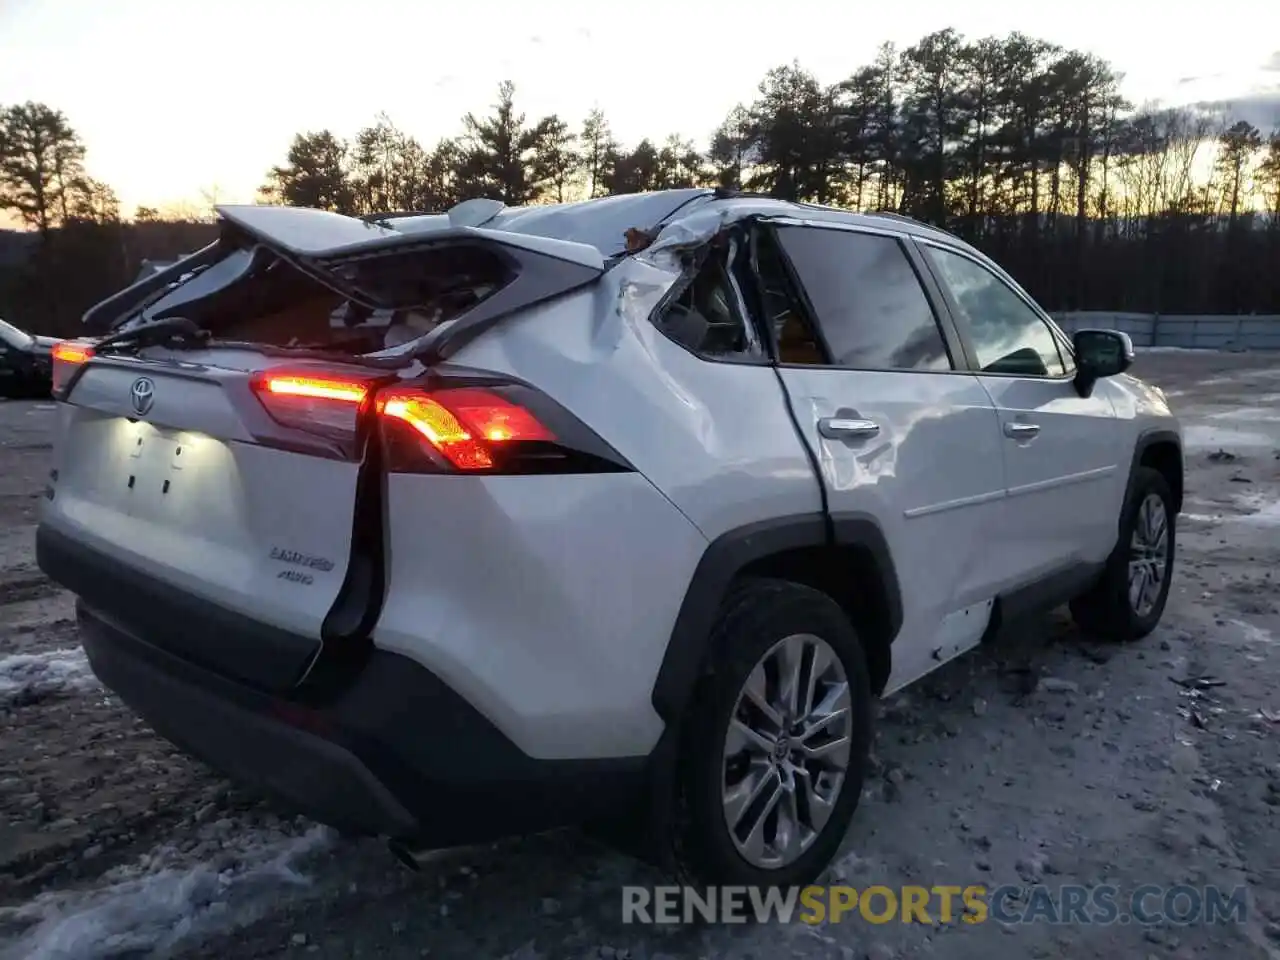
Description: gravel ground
xmin=2 ymin=351 xmax=1280 ymax=960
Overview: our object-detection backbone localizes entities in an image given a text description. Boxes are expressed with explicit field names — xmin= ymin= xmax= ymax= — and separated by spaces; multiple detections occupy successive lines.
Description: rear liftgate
xmin=43 ymin=206 xmax=612 ymax=697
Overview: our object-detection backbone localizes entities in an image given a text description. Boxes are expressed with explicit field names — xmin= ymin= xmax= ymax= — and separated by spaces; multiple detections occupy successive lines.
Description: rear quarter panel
xmin=450 ymin=261 xmax=825 ymax=539
xmin=372 ymin=263 xmax=824 ymax=760
xmin=373 ymin=471 xmax=708 ymax=760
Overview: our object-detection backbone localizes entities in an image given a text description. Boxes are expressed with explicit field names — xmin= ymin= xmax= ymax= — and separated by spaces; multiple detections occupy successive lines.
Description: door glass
xmin=923 ymin=246 xmax=1066 ymax=377
xmin=774 ymin=227 xmax=953 ymax=371
xmin=751 ymin=228 xmax=825 ymax=364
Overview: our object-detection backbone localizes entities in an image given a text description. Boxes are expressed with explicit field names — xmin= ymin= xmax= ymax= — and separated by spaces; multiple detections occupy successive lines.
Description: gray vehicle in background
xmin=0 ymin=317 xmax=56 ymax=397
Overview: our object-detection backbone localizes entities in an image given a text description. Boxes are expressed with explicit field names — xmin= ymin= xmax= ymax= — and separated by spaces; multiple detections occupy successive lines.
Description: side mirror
xmin=1072 ymin=329 xmax=1134 ymax=398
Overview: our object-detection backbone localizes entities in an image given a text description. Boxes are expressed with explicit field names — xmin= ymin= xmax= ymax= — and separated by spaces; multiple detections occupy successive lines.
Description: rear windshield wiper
xmin=93 ymin=316 xmax=211 ymax=355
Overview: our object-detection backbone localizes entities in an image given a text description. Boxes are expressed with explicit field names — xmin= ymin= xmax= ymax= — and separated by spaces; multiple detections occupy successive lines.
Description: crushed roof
xmin=375 ymin=189 xmax=959 ymax=257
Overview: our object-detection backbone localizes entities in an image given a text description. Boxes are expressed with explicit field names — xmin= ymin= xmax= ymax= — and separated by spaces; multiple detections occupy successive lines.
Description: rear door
xmin=915 ymin=241 xmax=1127 ymax=579
xmin=763 ymin=221 xmax=1009 ymax=690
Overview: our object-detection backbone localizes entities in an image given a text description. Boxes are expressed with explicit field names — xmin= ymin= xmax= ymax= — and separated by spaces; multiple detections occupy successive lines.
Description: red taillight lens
xmin=258 ymin=373 xmax=370 ymax=404
xmin=378 ymin=387 xmax=555 ymax=472
xmin=51 ymin=340 xmax=95 ymax=396
xmin=424 ymin=387 xmax=554 ymax=444
xmin=250 ymin=370 xmax=373 ymax=441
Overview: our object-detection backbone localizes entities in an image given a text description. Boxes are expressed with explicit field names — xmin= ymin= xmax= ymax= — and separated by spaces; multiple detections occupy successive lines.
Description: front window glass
xmin=924 ymin=247 xmax=1065 ymax=377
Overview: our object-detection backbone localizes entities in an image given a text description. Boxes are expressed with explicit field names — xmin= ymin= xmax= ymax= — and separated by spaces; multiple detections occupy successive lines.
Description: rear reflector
xmin=51 ymin=340 xmax=95 ymax=396
xmin=378 ymin=388 xmax=555 ymax=472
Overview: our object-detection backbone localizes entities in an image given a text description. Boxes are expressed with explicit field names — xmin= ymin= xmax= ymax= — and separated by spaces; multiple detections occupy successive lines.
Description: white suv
xmin=37 ymin=189 xmax=1182 ymax=887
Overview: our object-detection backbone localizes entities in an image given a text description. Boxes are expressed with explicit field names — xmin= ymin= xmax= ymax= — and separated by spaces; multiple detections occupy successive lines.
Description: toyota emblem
xmin=130 ymin=377 xmax=155 ymax=416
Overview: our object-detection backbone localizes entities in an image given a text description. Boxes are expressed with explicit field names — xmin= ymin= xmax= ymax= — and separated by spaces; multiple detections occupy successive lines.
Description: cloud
xmin=1264 ymin=51 xmax=1280 ymax=72
xmin=1179 ymin=73 xmax=1222 ymax=86
xmin=1192 ymin=86 xmax=1280 ymax=132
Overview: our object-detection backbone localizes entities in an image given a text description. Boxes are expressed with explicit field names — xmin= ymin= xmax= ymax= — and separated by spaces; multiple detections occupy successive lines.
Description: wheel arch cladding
xmin=1131 ymin=430 xmax=1183 ymax=516
xmin=650 ymin=512 xmax=903 ymax=722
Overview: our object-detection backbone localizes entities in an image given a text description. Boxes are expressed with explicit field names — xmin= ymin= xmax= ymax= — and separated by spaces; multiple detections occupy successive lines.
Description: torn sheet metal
xmin=612 ymin=258 xmax=681 ymax=341
xmin=640 ymin=199 xmax=787 ymax=263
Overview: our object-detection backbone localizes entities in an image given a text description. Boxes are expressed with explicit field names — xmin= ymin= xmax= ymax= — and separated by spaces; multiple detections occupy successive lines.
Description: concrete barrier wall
xmin=1052 ymin=313 xmax=1280 ymax=350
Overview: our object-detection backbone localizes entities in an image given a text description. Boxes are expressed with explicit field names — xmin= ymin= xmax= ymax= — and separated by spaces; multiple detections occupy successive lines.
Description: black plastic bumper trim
xmin=74 ymin=601 xmax=647 ymax=846
xmin=38 ymin=523 xmax=317 ymax=693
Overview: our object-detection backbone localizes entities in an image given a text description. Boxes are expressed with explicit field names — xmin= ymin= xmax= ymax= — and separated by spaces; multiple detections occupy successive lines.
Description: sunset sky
xmin=2 ymin=0 xmax=1278 ymax=217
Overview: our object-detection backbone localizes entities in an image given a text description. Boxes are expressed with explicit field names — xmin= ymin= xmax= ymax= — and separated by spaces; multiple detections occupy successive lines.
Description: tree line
xmin=4 ymin=29 xmax=1280 ymax=335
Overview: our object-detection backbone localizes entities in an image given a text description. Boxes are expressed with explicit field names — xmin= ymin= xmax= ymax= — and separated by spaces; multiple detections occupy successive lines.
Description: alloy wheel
xmin=1128 ymin=492 xmax=1169 ymax=617
xmin=720 ymin=632 xmax=853 ymax=869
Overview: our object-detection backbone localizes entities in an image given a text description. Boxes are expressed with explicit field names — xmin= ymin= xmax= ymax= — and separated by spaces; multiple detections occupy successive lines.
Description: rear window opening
xmin=652 ymin=232 xmax=766 ymax=361
xmin=651 ymin=225 xmax=823 ymax=365
xmin=117 ymin=231 xmax=516 ymax=356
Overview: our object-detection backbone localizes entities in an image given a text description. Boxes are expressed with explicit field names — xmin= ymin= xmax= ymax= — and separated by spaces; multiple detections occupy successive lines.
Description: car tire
xmin=1070 ymin=466 xmax=1176 ymax=641
xmin=669 ymin=577 xmax=872 ymax=887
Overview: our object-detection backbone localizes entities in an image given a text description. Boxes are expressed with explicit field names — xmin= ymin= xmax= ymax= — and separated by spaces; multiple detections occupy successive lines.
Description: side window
xmin=773 ymin=227 xmax=953 ymax=371
xmin=653 ymin=239 xmax=763 ymax=360
xmin=923 ymin=246 xmax=1066 ymax=378
xmin=750 ymin=228 xmax=825 ymax=365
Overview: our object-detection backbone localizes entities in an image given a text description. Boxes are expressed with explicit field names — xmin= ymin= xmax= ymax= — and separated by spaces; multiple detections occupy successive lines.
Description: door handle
xmin=818 ymin=417 xmax=880 ymax=440
xmin=1004 ymin=421 xmax=1041 ymax=440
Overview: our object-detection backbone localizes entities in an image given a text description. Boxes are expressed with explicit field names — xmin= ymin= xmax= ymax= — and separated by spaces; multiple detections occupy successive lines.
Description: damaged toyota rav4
xmin=37 ymin=188 xmax=1182 ymax=886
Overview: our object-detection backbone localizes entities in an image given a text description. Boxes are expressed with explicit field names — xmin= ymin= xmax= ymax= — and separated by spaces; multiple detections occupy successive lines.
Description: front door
xmin=916 ymin=241 xmax=1127 ymax=581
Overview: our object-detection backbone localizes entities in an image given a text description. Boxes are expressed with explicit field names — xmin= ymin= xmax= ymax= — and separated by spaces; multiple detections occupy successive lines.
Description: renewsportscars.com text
xmin=622 ymin=884 xmax=1248 ymax=926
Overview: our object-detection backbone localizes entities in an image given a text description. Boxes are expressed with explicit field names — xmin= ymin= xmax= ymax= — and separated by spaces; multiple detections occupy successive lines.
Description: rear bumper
xmin=38 ymin=522 xmax=319 ymax=691
xmin=42 ymin=527 xmax=648 ymax=845
xmin=78 ymin=604 xmax=417 ymax=837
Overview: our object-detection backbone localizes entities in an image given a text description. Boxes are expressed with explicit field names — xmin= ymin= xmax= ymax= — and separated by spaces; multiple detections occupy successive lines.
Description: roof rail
xmin=864 ymin=210 xmax=932 ymax=227
xmin=712 ymin=187 xmax=779 ymax=201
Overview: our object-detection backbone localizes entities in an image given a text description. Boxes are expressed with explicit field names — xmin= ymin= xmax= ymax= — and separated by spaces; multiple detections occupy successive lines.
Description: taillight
xmin=250 ymin=369 xmax=375 ymax=444
xmin=248 ymin=366 xmax=632 ymax=474
xmin=378 ymin=388 xmax=555 ymax=472
xmin=260 ymin=374 xmax=369 ymax=404
xmin=51 ymin=340 xmax=95 ymax=397
xmin=376 ymin=381 xmax=631 ymax=475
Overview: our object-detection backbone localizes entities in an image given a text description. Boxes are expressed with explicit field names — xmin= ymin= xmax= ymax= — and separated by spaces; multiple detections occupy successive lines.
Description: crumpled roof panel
xmin=382 ymin=189 xmax=714 ymax=257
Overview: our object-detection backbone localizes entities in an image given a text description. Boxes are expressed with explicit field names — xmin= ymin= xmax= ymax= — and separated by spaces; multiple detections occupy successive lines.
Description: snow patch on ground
xmin=0 ymin=823 xmax=333 ymax=960
xmin=1216 ymin=491 xmax=1280 ymax=526
xmin=1180 ymin=512 xmax=1224 ymax=524
xmin=1207 ymin=406 xmax=1280 ymax=423
xmin=1237 ymin=498 xmax=1280 ymax=526
xmin=0 ymin=647 xmax=96 ymax=705
xmin=1179 ymin=492 xmax=1280 ymax=527
xmin=1230 ymin=619 xmax=1277 ymax=645
xmin=1182 ymin=423 xmax=1275 ymax=450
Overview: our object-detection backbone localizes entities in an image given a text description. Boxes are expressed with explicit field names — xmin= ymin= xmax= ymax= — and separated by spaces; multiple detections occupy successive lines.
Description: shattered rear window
xmin=653 ymin=238 xmax=764 ymax=360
